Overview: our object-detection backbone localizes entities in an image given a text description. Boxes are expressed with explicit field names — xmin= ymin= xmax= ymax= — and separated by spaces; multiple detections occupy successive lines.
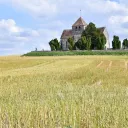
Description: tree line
xmin=112 ymin=36 xmax=128 ymax=49
xmin=49 ymin=22 xmax=128 ymax=51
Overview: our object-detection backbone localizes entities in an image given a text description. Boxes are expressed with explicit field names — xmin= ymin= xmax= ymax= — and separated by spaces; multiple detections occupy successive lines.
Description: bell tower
xmin=72 ymin=17 xmax=87 ymax=35
xmin=72 ymin=17 xmax=88 ymax=42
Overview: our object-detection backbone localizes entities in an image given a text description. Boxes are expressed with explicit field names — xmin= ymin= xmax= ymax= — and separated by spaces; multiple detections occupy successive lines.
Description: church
xmin=60 ymin=17 xmax=110 ymax=50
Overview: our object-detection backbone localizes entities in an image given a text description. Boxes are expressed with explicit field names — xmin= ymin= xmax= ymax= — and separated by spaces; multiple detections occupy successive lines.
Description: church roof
xmin=72 ymin=17 xmax=87 ymax=27
xmin=98 ymin=27 xmax=106 ymax=33
xmin=61 ymin=29 xmax=72 ymax=39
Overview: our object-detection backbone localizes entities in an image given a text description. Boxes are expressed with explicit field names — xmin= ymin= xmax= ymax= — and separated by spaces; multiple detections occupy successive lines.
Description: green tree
xmin=75 ymin=36 xmax=87 ymax=50
xmin=101 ymin=34 xmax=106 ymax=50
xmin=82 ymin=23 xmax=97 ymax=49
xmin=49 ymin=40 xmax=55 ymax=51
xmin=96 ymin=34 xmax=106 ymax=50
xmin=53 ymin=38 xmax=60 ymax=50
xmin=82 ymin=22 xmax=97 ymax=36
xmin=86 ymin=37 xmax=91 ymax=50
xmin=82 ymin=22 xmax=106 ymax=50
xmin=122 ymin=39 xmax=128 ymax=49
xmin=68 ymin=37 xmax=74 ymax=50
xmin=112 ymin=36 xmax=121 ymax=49
xmin=97 ymin=36 xmax=102 ymax=50
xmin=49 ymin=38 xmax=60 ymax=51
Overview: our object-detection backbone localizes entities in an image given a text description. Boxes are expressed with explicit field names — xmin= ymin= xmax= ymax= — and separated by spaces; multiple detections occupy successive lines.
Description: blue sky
xmin=0 ymin=0 xmax=128 ymax=55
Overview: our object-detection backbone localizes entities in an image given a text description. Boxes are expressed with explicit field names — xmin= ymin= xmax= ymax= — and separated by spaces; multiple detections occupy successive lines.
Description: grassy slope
xmin=0 ymin=56 xmax=128 ymax=127
xmin=23 ymin=50 xmax=128 ymax=56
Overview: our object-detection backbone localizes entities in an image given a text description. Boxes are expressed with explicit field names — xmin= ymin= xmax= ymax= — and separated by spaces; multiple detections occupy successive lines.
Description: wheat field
xmin=0 ymin=55 xmax=128 ymax=128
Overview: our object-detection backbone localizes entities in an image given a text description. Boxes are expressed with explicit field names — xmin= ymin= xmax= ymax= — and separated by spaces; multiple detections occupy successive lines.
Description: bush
xmin=23 ymin=51 xmax=128 ymax=56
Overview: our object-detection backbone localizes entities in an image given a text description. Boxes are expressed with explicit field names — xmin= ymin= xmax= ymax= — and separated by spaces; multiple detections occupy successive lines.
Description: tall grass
xmin=0 ymin=56 xmax=128 ymax=127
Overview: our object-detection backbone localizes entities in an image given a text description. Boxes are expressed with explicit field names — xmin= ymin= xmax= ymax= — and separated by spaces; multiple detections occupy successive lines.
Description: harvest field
xmin=0 ymin=56 xmax=128 ymax=127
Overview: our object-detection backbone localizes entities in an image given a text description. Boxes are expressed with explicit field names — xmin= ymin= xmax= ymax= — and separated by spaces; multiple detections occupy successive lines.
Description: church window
xmin=79 ymin=26 xmax=81 ymax=30
xmin=75 ymin=27 xmax=77 ymax=31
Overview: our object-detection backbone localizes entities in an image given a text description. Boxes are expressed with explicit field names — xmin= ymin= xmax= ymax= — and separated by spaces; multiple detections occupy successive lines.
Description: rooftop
xmin=72 ymin=17 xmax=87 ymax=27
xmin=61 ymin=29 xmax=72 ymax=39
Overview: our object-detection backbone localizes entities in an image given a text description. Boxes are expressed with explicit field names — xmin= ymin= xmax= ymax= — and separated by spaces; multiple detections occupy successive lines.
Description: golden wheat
xmin=0 ymin=56 xmax=128 ymax=128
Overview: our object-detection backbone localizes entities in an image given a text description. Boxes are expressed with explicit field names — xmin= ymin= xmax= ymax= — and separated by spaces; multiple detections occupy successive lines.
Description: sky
xmin=0 ymin=0 xmax=128 ymax=55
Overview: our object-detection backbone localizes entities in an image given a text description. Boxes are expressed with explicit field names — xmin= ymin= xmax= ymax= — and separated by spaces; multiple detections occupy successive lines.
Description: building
xmin=60 ymin=17 xmax=110 ymax=50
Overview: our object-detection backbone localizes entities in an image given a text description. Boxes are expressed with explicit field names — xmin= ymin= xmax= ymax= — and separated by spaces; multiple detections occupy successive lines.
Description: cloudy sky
xmin=0 ymin=0 xmax=128 ymax=55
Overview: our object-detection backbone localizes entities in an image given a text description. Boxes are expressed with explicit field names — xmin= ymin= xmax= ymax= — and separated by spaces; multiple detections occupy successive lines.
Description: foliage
xmin=49 ymin=38 xmax=60 ymax=51
xmin=68 ymin=37 xmax=74 ymax=50
xmin=97 ymin=35 xmax=106 ymax=50
xmin=112 ymin=36 xmax=121 ymax=49
xmin=82 ymin=22 xmax=97 ymax=49
xmin=75 ymin=36 xmax=87 ymax=50
xmin=82 ymin=22 xmax=106 ymax=50
xmin=49 ymin=40 xmax=56 ymax=51
xmin=23 ymin=51 xmax=128 ymax=56
xmin=86 ymin=37 xmax=91 ymax=50
xmin=75 ymin=36 xmax=91 ymax=50
xmin=82 ymin=22 xmax=97 ymax=36
xmin=122 ymin=38 xmax=128 ymax=49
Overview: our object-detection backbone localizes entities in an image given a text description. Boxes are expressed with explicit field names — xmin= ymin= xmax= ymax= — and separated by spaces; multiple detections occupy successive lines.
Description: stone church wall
xmin=103 ymin=28 xmax=110 ymax=49
xmin=61 ymin=39 xmax=68 ymax=51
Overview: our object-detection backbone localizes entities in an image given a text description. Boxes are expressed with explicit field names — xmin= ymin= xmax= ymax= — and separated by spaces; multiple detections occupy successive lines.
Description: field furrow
xmin=106 ymin=61 xmax=112 ymax=71
xmin=96 ymin=61 xmax=103 ymax=68
xmin=125 ymin=61 xmax=128 ymax=70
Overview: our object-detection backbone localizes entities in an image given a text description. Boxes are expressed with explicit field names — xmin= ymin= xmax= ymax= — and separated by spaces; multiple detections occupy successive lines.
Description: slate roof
xmin=98 ymin=27 xmax=106 ymax=33
xmin=61 ymin=29 xmax=72 ymax=39
xmin=72 ymin=17 xmax=87 ymax=27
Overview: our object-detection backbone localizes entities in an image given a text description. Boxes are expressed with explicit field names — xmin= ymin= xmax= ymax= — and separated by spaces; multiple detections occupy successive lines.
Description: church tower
xmin=72 ymin=17 xmax=88 ymax=42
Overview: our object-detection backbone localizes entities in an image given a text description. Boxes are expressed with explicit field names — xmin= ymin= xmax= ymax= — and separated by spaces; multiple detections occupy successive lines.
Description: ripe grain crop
xmin=0 ymin=56 xmax=128 ymax=127
xmin=96 ymin=61 xmax=103 ymax=68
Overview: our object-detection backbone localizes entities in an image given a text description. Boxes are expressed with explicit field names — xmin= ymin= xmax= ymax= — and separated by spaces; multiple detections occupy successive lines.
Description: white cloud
xmin=108 ymin=15 xmax=128 ymax=39
xmin=0 ymin=0 xmax=128 ymax=55
xmin=84 ymin=0 xmax=128 ymax=14
xmin=109 ymin=16 xmax=128 ymax=24
xmin=0 ymin=19 xmax=21 ymax=33
xmin=11 ymin=0 xmax=57 ymax=18
xmin=0 ymin=0 xmax=126 ymax=18
xmin=0 ymin=19 xmax=60 ymax=55
xmin=0 ymin=0 xmax=128 ymax=18
xmin=0 ymin=19 xmax=33 ymax=42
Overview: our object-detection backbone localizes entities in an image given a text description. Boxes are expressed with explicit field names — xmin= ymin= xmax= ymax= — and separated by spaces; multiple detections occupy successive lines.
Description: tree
xmin=82 ymin=22 xmax=106 ymax=50
xmin=53 ymin=38 xmax=60 ymax=51
xmin=97 ymin=36 xmax=102 ymax=50
xmin=82 ymin=22 xmax=97 ymax=49
xmin=112 ymin=36 xmax=121 ymax=49
xmin=86 ymin=37 xmax=91 ymax=50
xmin=96 ymin=33 xmax=106 ymax=50
xmin=68 ymin=37 xmax=74 ymax=50
xmin=82 ymin=22 xmax=97 ymax=37
xmin=75 ymin=36 xmax=92 ymax=50
xmin=75 ymin=36 xmax=87 ymax=50
xmin=122 ymin=39 xmax=128 ymax=49
xmin=49 ymin=40 xmax=56 ymax=51
xmin=49 ymin=38 xmax=61 ymax=51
